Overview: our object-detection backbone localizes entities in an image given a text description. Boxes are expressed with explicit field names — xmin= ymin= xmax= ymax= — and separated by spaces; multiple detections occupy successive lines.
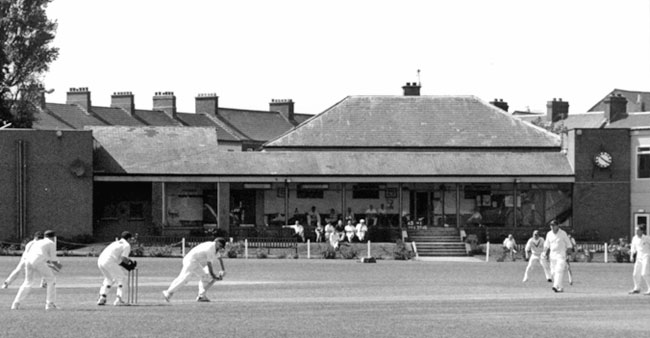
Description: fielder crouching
xmin=97 ymin=231 xmax=136 ymax=306
xmin=162 ymin=237 xmax=226 ymax=303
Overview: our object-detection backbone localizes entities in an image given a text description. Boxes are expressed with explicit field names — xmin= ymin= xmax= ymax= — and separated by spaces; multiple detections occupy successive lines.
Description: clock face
xmin=594 ymin=151 xmax=612 ymax=169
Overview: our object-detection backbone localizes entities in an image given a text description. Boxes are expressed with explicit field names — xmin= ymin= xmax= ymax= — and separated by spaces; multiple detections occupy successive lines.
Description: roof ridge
xmin=200 ymin=113 xmax=243 ymax=141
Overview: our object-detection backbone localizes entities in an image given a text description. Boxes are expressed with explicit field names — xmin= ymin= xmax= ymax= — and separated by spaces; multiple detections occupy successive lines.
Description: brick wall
xmin=0 ymin=130 xmax=93 ymax=241
xmin=570 ymin=128 xmax=630 ymax=241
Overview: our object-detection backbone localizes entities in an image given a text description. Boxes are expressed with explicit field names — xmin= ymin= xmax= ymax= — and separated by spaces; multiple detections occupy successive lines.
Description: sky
xmin=42 ymin=0 xmax=650 ymax=116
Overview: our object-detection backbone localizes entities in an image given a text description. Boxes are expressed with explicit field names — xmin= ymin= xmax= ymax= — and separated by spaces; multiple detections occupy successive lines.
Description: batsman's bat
xmin=566 ymin=260 xmax=573 ymax=285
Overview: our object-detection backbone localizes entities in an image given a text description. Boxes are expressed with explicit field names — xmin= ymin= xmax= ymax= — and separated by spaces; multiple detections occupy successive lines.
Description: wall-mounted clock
xmin=593 ymin=151 xmax=612 ymax=169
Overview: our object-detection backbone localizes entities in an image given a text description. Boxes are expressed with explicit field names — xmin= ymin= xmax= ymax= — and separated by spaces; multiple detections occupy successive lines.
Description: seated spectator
xmin=500 ymin=234 xmax=517 ymax=261
xmin=378 ymin=203 xmax=387 ymax=226
xmin=315 ymin=222 xmax=324 ymax=243
xmin=365 ymin=205 xmax=378 ymax=226
xmin=335 ymin=220 xmax=346 ymax=242
xmin=615 ymin=237 xmax=631 ymax=263
xmin=307 ymin=206 xmax=321 ymax=227
xmin=345 ymin=220 xmax=356 ymax=243
xmin=325 ymin=208 xmax=338 ymax=224
xmin=344 ymin=207 xmax=356 ymax=224
xmin=356 ymin=219 xmax=368 ymax=242
xmin=283 ymin=221 xmax=305 ymax=243
xmin=324 ymin=222 xmax=335 ymax=243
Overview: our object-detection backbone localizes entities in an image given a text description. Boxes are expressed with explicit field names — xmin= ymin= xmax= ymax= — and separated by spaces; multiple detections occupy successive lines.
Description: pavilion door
xmin=413 ymin=191 xmax=431 ymax=226
xmin=230 ymin=190 xmax=256 ymax=226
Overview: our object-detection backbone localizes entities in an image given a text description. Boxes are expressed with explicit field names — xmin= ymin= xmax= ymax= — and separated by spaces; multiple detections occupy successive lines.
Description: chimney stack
xmin=546 ymin=98 xmax=569 ymax=122
xmin=195 ymin=93 xmax=219 ymax=117
xmin=153 ymin=91 xmax=176 ymax=118
xmin=402 ymin=82 xmax=421 ymax=96
xmin=604 ymin=93 xmax=628 ymax=123
xmin=66 ymin=87 xmax=91 ymax=111
xmin=111 ymin=91 xmax=135 ymax=115
xmin=490 ymin=98 xmax=509 ymax=112
xmin=269 ymin=99 xmax=295 ymax=122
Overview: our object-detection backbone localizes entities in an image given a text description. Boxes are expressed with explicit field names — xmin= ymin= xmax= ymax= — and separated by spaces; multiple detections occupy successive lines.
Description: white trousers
xmin=97 ymin=258 xmax=126 ymax=298
xmin=633 ymin=256 xmax=650 ymax=291
xmin=165 ymin=261 xmax=213 ymax=297
xmin=524 ymin=254 xmax=551 ymax=280
xmin=549 ymin=257 xmax=567 ymax=289
xmin=12 ymin=260 xmax=56 ymax=306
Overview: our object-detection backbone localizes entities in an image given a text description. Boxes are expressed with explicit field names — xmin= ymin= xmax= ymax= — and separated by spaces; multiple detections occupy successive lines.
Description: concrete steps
xmin=407 ymin=228 xmax=468 ymax=257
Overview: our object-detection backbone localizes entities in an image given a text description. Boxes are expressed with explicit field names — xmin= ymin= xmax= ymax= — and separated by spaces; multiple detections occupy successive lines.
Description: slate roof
xmin=265 ymin=96 xmax=561 ymax=149
xmin=175 ymin=112 xmax=241 ymax=142
xmin=32 ymin=108 xmax=75 ymax=130
xmin=216 ymin=107 xmax=296 ymax=142
xmin=559 ymin=113 xmax=606 ymax=130
xmin=607 ymin=112 xmax=650 ymax=128
xmin=91 ymin=106 xmax=145 ymax=126
xmin=588 ymin=89 xmax=650 ymax=113
xmin=92 ymin=144 xmax=574 ymax=178
xmin=45 ymin=103 xmax=108 ymax=129
xmin=293 ymin=113 xmax=313 ymax=125
xmin=90 ymin=126 xmax=219 ymax=174
xmin=132 ymin=109 xmax=181 ymax=126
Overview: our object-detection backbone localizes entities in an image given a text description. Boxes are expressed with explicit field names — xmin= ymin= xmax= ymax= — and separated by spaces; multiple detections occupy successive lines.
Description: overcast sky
xmin=43 ymin=0 xmax=650 ymax=115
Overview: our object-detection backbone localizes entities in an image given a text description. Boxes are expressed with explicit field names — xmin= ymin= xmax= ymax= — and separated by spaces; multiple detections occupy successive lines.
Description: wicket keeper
xmin=162 ymin=237 xmax=226 ymax=303
xmin=97 ymin=231 xmax=135 ymax=306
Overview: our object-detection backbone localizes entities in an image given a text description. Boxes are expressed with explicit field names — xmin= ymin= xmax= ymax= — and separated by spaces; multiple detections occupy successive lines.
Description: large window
xmin=638 ymin=147 xmax=650 ymax=179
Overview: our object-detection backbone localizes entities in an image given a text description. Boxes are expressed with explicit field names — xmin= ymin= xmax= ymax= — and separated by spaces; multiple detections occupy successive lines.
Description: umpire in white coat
xmin=629 ymin=225 xmax=650 ymax=295
xmin=543 ymin=220 xmax=573 ymax=293
xmin=97 ymin=231 xmax=135 ymax=306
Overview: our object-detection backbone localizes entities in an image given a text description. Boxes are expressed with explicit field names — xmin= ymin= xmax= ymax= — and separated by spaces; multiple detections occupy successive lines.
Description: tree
xmin=0 ymin=0 xmax=59 ymax=128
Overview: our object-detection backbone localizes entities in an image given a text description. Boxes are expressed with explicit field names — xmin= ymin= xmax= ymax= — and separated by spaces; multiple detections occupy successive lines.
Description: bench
xmin=244 ymin=237 xmax=298 ymax=255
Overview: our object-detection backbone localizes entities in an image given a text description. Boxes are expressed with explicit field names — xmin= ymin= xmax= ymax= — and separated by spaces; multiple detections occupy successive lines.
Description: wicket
xmin=127 ymin=268 xmax=138 ymax=304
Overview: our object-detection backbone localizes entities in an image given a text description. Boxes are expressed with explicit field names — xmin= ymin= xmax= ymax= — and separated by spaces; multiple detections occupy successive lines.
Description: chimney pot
xmin=153 ymin=91 xmax=177 ymax=118
xmin=546 ymin=98 xmax=569 ymax=122
xmin=66 ymin=87 xmax=91 ymax=111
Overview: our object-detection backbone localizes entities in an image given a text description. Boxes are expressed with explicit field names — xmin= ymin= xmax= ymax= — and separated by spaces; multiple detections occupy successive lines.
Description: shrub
xmin=256 ymin=249 xmax=268 ymax=259
xmin=339 ymin=245 xmax=358 ymax=260
xmin=130 ymin=243 xmax=145 ymax=257
xmin=227 ymin=242 xmax=243 ymax=258
xmin=148 ymin=245 xmax=173 ymax=257
xmin=322 ymin=246 xmax=336 ymax=259
xmin=393 ymin=239 xmax=414 ymax=260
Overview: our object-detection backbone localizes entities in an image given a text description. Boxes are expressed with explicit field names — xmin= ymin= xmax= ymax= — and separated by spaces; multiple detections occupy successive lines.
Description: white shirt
xmin=99 ymin=238 xmax=131 ymax=263
xmin=345 ymin=224 xmax=356 ymax=235
xmin=544 ymin=229 xmax=573 ymax=260
xmin=21 ymin=239 xmax=38 ymax=259
xmin=525 ymin=237 xmax=545 ymax=256
xmin=631 ymin=235 xmax=650 ymax=260
xmin=356 ymin=223 xmax=368 ymax=236
xmin=185 ymin=241 xmax=218 ymax=266
xmin=25 ymin=238 xmax=56 ymax=264
xmin=503 ymin=237 xmax=516 ymax=250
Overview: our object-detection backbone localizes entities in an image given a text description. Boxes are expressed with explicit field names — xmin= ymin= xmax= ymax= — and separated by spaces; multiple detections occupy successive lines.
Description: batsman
xmin=97 ymin=231 xmax=137 ymax=306
xmin=162 ymin=237 xmax=226 ymax=303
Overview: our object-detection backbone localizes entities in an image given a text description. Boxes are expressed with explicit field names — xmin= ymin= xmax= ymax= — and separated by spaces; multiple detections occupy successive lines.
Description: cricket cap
xmin=44 ymin=230 xmax=56 ymax=238
xmin=121 ymin=231 xmax=132 ymax=240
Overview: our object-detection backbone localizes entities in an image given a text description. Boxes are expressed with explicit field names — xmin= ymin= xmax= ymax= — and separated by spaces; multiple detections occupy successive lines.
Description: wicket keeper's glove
xmin=119 ymin=259 xmax=137 ymax=271
xmin=47 ymin=260 xmax=63 ymax=272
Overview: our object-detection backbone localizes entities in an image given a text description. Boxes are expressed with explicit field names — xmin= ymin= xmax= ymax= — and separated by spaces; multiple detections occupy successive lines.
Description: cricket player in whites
xmin=11 ymin=230 xmax=60 ymax=310
xmin=522 ymin=230 xmax=552 ymax=283
xmin=162 ymin=237 xmax=226 ymax=302
xmin=543 ymin=220 xmax=573 ymax=293
xmin=3 ymin=231 xmax=43 ymax=289
xmin=97 ymin=231 xmax=135 ymax=306
xmin=628 ymin=225 xmax=650 ymax=295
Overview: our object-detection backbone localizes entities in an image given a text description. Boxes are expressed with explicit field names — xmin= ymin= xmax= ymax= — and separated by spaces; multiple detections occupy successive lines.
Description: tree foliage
xmin=0 ymin=0 xmax=59 ymax=128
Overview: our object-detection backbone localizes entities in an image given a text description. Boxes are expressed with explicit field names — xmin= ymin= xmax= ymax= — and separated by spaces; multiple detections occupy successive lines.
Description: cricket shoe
xmin=2 ymin=282 xmax=8 ymax=289
xmin=10 ymin=302 xmax=19 ymax=310
xmin=97 ymin=296 xmax=107 ymax=305
xmin=45 ymin=303 xmax=58 ymax=310
xmin=40 ymin=281 xmax=47 ymax=288
xmin=552 ymin=287 xmax=564 ymax=293
xmin=196 ymin=295 xmax=211 ymax=302
xmin=522 ymin=276 xmax=528 ymax=283
xmin=629 ymin=289 xmax=641 ymax=294
xmin=162 ymin=290 xmax=172 ymax=303
xmin=113 ymin=297 xmax=126 ymax=306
